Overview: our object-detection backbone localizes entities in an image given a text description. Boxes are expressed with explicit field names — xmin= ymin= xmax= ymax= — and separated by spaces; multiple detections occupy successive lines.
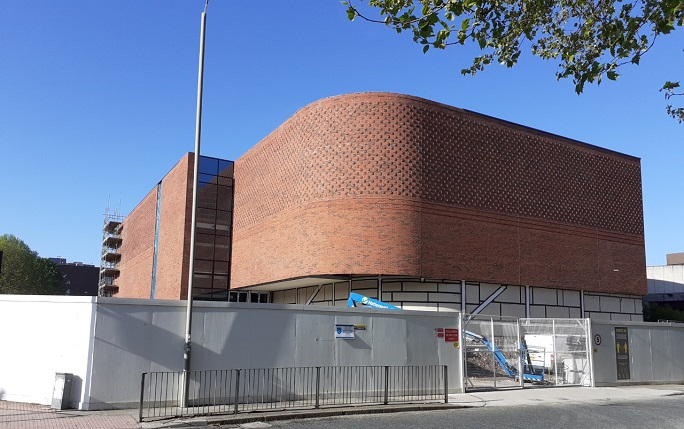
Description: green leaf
xmin=663 ymin=81 xmax=681 ymax=90
xmin=345 ymin=0 xmax=684 ymax=122
xmin=346 ymin=7 xmax=356 ymax=21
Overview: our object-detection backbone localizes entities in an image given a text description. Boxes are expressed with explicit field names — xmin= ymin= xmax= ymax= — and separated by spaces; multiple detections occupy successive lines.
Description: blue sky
xmin=0 ymin=1 xmax=682 ymax=267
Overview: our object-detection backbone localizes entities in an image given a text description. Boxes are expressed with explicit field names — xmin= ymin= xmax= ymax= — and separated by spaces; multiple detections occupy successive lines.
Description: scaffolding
xmin=99 ymin=209 xmax=124 ymax=297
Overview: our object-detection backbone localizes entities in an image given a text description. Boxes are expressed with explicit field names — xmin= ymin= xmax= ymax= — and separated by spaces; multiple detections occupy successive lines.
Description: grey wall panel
xmin=591 ymin=320 xmax=684 ymax=386
xmin=590 ymin=323 xmax=620 ymax=384
xmin=334 ymin=314 xmax=375 ymax=366
xmin=406 ymin=319 xmax=440 ymax=365
xmin=671 ymin=330 xmax=684 ymax=380
xmin=294 ymin=313 xmax=335 ymax=366
xmin=650 ymin=329 xmax=674 ymax=381
xmin=368 ymin=316 xmax=409 ymax=365
xmin=629 ymin=328 xmax=654 ymax=381
xmin=197 ymin=307 xmax=298 ymax=369
xmin=90 ymin=303 xmax=186 ymax=406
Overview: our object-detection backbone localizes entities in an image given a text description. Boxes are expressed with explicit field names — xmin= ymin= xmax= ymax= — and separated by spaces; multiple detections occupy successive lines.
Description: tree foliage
xmin=643 ymin=302 xmax=684 ymax=322
xmin=344 ymin=0 xmax=684 ymax=121
xmin=0 ymin=234 xmax=66 ymax=295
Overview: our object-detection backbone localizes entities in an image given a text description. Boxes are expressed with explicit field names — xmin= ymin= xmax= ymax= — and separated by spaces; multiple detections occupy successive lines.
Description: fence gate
xmin=518 ymin=318 xmax=592 ymax=388
xmin=463 ymin=315 xmax=522 ymax=391
xmin=463 ymin=317 xmax=592 ymax=391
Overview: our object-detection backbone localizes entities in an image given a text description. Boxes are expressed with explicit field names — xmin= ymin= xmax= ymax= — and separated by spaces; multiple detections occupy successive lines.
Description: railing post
xmin=233 ymin=369 xmax=240 ymax=415
xmin=139 ymin=373 xmax=146 ymax=422
xmin=315 ymin=367 xmax=321 ymax=409
xmin=443 ymin=366 xmax=448 ymax=403
xmin=384 ymin=366 xmax=389 ymax=405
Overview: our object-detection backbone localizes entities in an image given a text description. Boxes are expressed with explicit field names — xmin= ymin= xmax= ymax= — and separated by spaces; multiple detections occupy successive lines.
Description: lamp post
xmin=183 ymin=0 xmax=208 ymax=407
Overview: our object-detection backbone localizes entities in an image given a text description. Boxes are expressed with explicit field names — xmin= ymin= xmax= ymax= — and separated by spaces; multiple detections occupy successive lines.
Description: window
xmin=192 ymin=155 xmax=235 ymax=302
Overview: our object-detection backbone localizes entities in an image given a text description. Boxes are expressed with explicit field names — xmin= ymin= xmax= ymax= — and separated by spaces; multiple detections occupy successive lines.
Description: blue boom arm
xmin=347 ymin=292 xmax=402 ymax=310
xmin=346 ymin=293 xmax=543 ymax=382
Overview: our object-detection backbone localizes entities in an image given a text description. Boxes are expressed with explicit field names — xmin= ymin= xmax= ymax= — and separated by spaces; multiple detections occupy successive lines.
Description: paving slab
xmin=447 ymin=384 xmax=684 ymax=408
xmin=4 ymin=384 xmax=684 ymax=429
xmin=0 ymin=400 xmax=140 ymax=429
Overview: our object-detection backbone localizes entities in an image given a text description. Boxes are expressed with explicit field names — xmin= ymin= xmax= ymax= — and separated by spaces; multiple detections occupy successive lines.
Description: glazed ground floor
xmin=258 ymin=276 xmax=643 ymax=321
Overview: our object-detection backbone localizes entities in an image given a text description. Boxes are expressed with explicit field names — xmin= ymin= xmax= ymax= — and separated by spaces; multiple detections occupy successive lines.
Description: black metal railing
xmin=139 ymin=365 xmax=448 ymax=422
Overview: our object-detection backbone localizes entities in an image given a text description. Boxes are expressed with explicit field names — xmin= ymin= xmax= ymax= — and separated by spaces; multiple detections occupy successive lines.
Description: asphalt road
xmin=222 ymin=395 xmax=684 ymax=429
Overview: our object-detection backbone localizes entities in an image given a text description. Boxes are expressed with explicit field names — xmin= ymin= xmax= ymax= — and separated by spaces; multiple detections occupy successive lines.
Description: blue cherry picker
xmin=347 ymin=292 xmax=545 ymax=383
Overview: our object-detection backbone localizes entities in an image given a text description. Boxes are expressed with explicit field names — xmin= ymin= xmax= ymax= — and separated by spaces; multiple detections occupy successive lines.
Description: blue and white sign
xmin=335 ymin=324 xmax=355 ymax=339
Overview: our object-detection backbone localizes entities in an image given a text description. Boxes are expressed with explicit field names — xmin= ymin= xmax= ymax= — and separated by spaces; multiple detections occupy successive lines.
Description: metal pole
xmin=234 ymin=370 xmax=240 ymax=414
xmin=183 ymin=0 xmax=208 ymax=407
xmin=491 ymin=318 xmax=496 ymax=389
xmin=586 ymin=318 xmax=595 ymax=387
xmin=384 ymin=366 xmax=389 ymax=405
xmin=552 ymin=319 xmax=558 ymax=385
xmin=517 ymin=319 xmax=524 ymax=388
xmin=315 ymin=367 xmax=320 ymax=409
xmin=458 ymin=311 xmax=465 ymax=393
xmin=138 ymin=373 xmax=145 ymax=422
xmin=443 ymin=365 xmax=448 ymax=403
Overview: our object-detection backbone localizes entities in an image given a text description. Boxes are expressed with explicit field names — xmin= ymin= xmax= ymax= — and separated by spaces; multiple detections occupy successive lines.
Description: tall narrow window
xmin=192 ymin=156 xmax=234 ymax=301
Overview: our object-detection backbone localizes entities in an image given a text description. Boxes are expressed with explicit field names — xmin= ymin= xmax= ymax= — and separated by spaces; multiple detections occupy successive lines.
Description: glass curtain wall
xmin=193 ymin=156 xmax=234 ymax=301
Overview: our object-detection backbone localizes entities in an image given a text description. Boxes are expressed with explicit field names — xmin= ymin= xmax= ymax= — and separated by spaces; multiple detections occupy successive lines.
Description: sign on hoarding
xmin=444 ymin=328 xmax=459 ymax=342
xmin=335 ymin=324 xmax=355 ymax=339
xmin=615 ymin=327 xmax=630 ymax=380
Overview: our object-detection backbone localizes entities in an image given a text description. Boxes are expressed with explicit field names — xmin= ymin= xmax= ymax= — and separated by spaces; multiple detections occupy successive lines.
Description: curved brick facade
xmin=231 ymin=93 xmax=646 ymax=295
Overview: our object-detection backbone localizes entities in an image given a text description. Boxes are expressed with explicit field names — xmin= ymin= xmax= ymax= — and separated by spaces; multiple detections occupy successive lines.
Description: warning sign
xmin=615 ymin=327 xmax=630 ymax=380
xmin=444 ymin=328 xmax=459 ymax=342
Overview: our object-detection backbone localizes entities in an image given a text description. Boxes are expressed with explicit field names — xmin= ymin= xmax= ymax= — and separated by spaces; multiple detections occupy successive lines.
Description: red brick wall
xmin=117 ymin=154 xmax=193 ymax=299
xmin=155 ymin=153 xmax=193 ymax=300
xmin=232 ymin=93 xmax=646 ymax=295
xmin=116 ymin=187 xmax=158 ymax=299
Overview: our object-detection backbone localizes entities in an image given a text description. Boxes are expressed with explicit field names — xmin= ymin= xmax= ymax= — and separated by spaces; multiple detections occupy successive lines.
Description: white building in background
xmin=646 ymin=252 xmax=684 ymax=309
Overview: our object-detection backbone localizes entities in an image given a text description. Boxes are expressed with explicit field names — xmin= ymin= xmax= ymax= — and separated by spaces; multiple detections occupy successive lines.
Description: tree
xmin=643 ymin=302 xmax=684 ymax=322
xmin=0 ymin=234 xmax=66 ymax=295
xmin=344 ymin=0 xmax=684 ymax=121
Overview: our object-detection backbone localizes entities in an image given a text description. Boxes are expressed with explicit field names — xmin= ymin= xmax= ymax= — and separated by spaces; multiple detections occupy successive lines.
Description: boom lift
xmin=347 ymin=293 xmax=544 ymax=382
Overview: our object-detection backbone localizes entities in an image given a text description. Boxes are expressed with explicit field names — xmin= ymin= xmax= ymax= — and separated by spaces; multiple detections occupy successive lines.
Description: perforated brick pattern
xmin=231 ymin=93 xmax=645 ymax=293
xmin=235 ymin=93 xmax=642 ymax=235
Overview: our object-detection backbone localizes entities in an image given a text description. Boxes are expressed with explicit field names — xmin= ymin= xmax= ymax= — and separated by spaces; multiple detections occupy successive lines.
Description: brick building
xmin=110 ymin=92 xmax=646 ymax=320
xmin=98 ymin=154 xmax=247 ymax=301
xmin=49 ymin=258 xmax=99 ymax=296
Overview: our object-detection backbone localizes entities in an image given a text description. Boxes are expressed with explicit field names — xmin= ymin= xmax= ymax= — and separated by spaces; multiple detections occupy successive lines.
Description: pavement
xmin=3 ymin=384 xmax=684 ymax=429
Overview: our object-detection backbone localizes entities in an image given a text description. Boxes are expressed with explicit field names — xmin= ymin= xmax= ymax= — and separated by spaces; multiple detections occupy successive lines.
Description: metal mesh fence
xmin=464 ymin=317 xmax=591 ymax=390
xmin=464 ymin=316 xmax=522 ymax=390
xmin=519 ymin=318 xmax=591 ymax=386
